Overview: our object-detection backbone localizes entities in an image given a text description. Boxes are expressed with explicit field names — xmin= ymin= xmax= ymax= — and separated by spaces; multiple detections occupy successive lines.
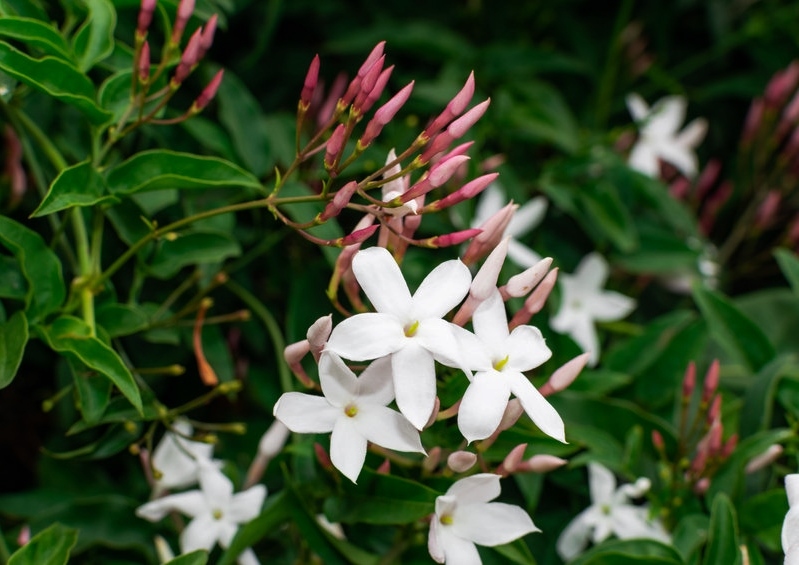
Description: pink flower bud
xmin=652 ymin=430 xmax=665 ymax=452
xmin=193 ymin=69 xmax=224 ymax=111
xmin=307 ymin=315 xmax=333 ymax=361
xmin=741 ymin=97 xmax=764 ymax=147
xmin=682 ymin=362 xmax=696 ymax=400
xmin=319 ymin=181 xmax=359 ymax=222
xmin=399 ymin=155 xmax=471 ymax=203
xmin=424 ymin=396 xmax=440 ymax=429
xmin=360 ymin=81 xmax=414 ymax=146
xmin=702 ymin=360 xmax=720 ymax=403
xmin=137 ymin=0 xmax=156 ymax=35
xmin=324 ymin=124 xmax=348 ymax=171
xmin=765 ymin=61 xmax=799 ymax=110
xmin=424 ymin=172 xmax=498 ymax=213
xmin=539 ymin=352 xmax=589 ymax=397
xmin=745 ymin=444 xmax=783 ymax=474
xmin=669 ymin=176 xmax=691 ymax=200
xmin=508 ymin=268 xmax=558 ymax=329
xmin=423 ymin=446 xmax=442 ymax=472
xmin=695 ymin=159 xmax=722 ymax=201
xmin=299 ymin=54 xmax=321 ymax=109
xmin=337 ymin=224 xmax=379 ymax=246
xmin=258 ymin=420 xmax=290 ymax=459
xmin=171 ymin=0 xmax=196 ymax=44
xmin=700 ymin=181 xmax=732 ymax=235
xmin=198 ymin=14 xmax=217 ymax=59
xmin=353 ymin=56 xmax=385 ymax=112
xmin=357 ymin=64 xmax=393 ymax=115
xmin=284 ymin=339 xmax=314 ymax=387
xmin=314 ymin=442 xmax=332 ymax=470
xmin=498 ymin=399 xmax=524 ymax=431
xmin=377 ymin=459 xmax=391 ymax=474
xmin=755 ymin=190 xmax=781 ymax=230
xmin=423 ymin=228 xmax=481 ymax=248
xmin=462 ymin=202 xmax=517 ymax=265
xmin=721 ymin=433 xmax=738 ymax=458
xmin=519 ymin=454 xmax=568 ymax=473
xmin=780 ymin=89 xmax=799 ymax=140
xmin=341 ymin=41 xmax=386 ymax=106
xmin=425 ymin=71 xmax=475 ymax=137
xmin=448 ymin=98 xmax=490 ymax=138
xmin=447 ymin=450 xmax=477 ymax=473
xmin=707 ymin=419 xmax=723 ymax=455
xmin=138 ymin=41 xmax=150 ymax=82
xmin=504 ymin=444 xmax=528 ymax=474
xmin=706 ymin=394 xmax=722 ymax=426
xmin=173 ymin=27 xmax=202 ymax=84
xmin=16 ymin=524 xmax=30 ymax=547
xmin=471 ymin=237 xmax=509 ymax=301
xmin=501 ymin=257 xmax=553 ymax=298
xmin=693 ymin=477 xmax=711 ymax=494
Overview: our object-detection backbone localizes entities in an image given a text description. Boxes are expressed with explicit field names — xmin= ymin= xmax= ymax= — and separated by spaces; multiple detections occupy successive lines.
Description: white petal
xmin=274 ymin=392 xmax=339 ymax=433
xmin=227 ymin=484 xmax=267 ymax=524
xmin=471 ymin=182 xmax=505 ymax=228
xmin=237 ymin=548 xmax=262 ymax=565
xmin=625 ymin=93 xmax=649 ymax=122
xmin=136 ymin=490 xmax=207 ymax=522
xmin=506 ymin=239 xmax=543 ymax=270
xmin=566 ymin=315 xmax=600 ymax=367
xmin=152 ymin=432 xmax=212 ymax=491
xmin=411 ymin=259 xmax=471 ymax=319
xmin=676 ymin=118 xmax=707 ymax=150
xmin=458 ymin=371 xmax=510 ymax=442
xmin=216 ymin=521 xmax=240 ymax=548
xmin=330 ymin=417 xmax=367 ymax=483
xmin=356 ymin=355 xmax=395 ymax=406
xmin=325 ymin=313 xmax=405 ymax=360
xmin=445 ymin=473 xmax=501 ymax=503
xmin=436 ymin=526 xmax=482 ymax=565
xmin=505 ymin=325 xmax=552 ymax=371
xmin=627 ymin=142 xmax=659 ymax=177
xmin=198 ymin=463 xmax=234 ymax=507
xmin=588 ymin=463 xmax=617 ymax=505
xmin=450 ymin=325 xmax=492 ymax=373
xmin=472 ymin=290 xmax=509 ymax=352
xmin=589 ymin=289 xmax=636 ymax=322
xmin=357 ymin=404 xmax=425 ymax=454
xmin=452 ymin=501 xmax=539 ymax=546
xmin=611 ymin=506 xmax=667 ymax=541
xmin=556 ymin=508 xmax=595 ymax=561
xmin=507 ymin=196 xmax=547 ymax=238
xmin=507 ymin=372 xmax=565 ymax=442
xmin=181 ymin=515 xmax=222 ymax=552
xmin=787 ymin=475 xmax=799 ymax=507
xmin=574 ymin=253 xmax=609 ymax=290
xmin=414 ymin=318 xmax=466 ymax=370
xmin=654 ymin=141 xmax=699 ymax=179
xmin=319 ymin=352 xmax=358 ymax=406
xmin=352 ymin=247 xmax=412 ymax=317
xmin=784 ymin=509 xmax=799 ymax=553
xmin=647 ymin=96 xmax=686 ymax=138
xmin=392 ymin=344 xmax=437 ymax=430
xmin=428 ymin=518 xmax=446 ymax=563
xmin=788 ymin=544 xmax=799 ymax=565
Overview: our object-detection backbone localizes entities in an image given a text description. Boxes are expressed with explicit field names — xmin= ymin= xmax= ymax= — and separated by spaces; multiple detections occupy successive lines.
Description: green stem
xmin=70 ymin=208 xmax=96 ymax=335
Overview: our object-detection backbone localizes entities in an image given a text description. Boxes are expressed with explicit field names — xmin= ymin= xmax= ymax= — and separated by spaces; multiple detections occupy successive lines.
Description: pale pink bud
xmin=357 ymin=64 xmax=393 ymax=115
xmin=377 ymin=459 xmax=391 ymax=474
xmin=519 ymin=454 xmax=568 ymax=473
xmin=318 ymin=73 xmax=348 ymax=126
xmin=138 ymin=41 xmax=150 ymax=82
xmin=780 ymin=89 xmax=799 ymax=139
xmin=193 ymin=69 xmax=224 ymax=111
xmin=702 ymin=360 xmax=720 ymax=403
xmin=765 ymin=61 xmax=799 ymax=110
xmin=307 ymin=314 xmax=333 ymax=361
xmin=400 ymin=154 xmax=471 ymax=203
xmin=137 ymin=0 xmax=156 ymax=35
xmin=707 ymin=419 xmax=723 ymax=454
xmin=425 ymin=71 xmax=475 ymax=137
xmin=337 ymin=224 xmax=379 ymax=246
xmin=498 ymin=399 xmax=524 ymax=431
xmin=324 ymin=124 xmax=348 ymax=171
xmin=16 ymin=524 xmax=30 ymax=547
xmin=314 ymin=442 xmax=332 ymax=470
xmin=706 ymin=395 xmax=722 ymax=426
xmin=353 ymin=56 xmax=385 ymax=111
xmin=360 ymin=81 xmax=414 ymax=146
xmin=341 ymin=41 xmax=385 ymax=105
xmin=694 ymin=477 xmax=711 ymax=494
xmin=471 ymin=237 xmax=509 ymax=301
xmin=447 ymin=450 xmax=477 ymax=473
xmin=300 ymin=54 xmax=321 ymax=108
xmin=690 ymin=447 xmax=708 ymax=477
xmin=741 ymin=97 xmax=764 ymax=146
xmin=539 ymin=352 xmax=589 ymax=397
xmin=284 ymin=340 xmax=313 ymax=387
xmin=508 ymin=268 xmax=558 ymax=329
xmin=424 ymin=172 xmax=498 ymax=212
xmin=461 ymin=202 xmax=517 ymax=265
xmin=423 ymin=446 xmax=442 ymax=472
xmin=424 ymin=397 xmax=440 ymax=429
xmin=498 ymin=443 xmax=528 ymax=476
xmin=173 ymin=27 xmax=202 ymax=84
xmin=652 ymin=430 xmax=665 ymax=452
xmin=669 ymin=176 xmax=691 ymax=200
xmin=755 ymin=190 xmax=781 ymax=230
xmin=721 ymin=433 xmax=738 ymax=458
xmin=258 ymin=420 xmax=290 ymax=459
xmin=319 ymin=181 xmax=359 ymax=222
xmin=501 ymin=257 xmax=553 ymax=298
xmin=682 ymin=362 xmax=696 ymax=400
xmin=424 ymin=228 xmax=481 ymax=248
xmin=448 ymin=98 xmax=490 ymax=138
xmin=171 ymin=0 xmax=195 ymax=44
xmin=197 ymin=14 xmax=217 ymax=59
xmin=745 ymin=444 xmax=783 ymax=474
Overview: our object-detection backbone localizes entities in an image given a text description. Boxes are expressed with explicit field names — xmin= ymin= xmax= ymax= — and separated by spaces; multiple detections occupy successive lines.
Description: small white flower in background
xmin=472 ymin=182 xmax=548 ymax=268
xmin=151 ymin=419 xmax=220 ymax=495
xmin=136 ymin=461 xmax=266 ymax=565
xmin=273 ymin=352 xmax=425 ymax=483
xmin=428 ymin=473 xmax=539 ymax=565
xmin=625 ymin=93 xmax=707 ymax=179
xmin=783 ymin=474 xmax=799 ymax=565
xmin=381 ymin=149 xmax=417 ymax=217
xmin=550 ymin=253 xmax=635 ymax=367
xmin=325 ymin=246 xmax=472 ymax=430
xmin=454 ymin=290 xmax=565 ymax=443
xmin=556 ymin=463 xmax=669 ymax=561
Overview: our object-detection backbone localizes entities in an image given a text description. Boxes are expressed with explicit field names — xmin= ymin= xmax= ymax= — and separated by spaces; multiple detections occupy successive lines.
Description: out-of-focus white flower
xmin=783 ymin=474 xmax=799 ymax=565
xmin=550 ymin=253 xmax=635 ymax=366
xmin=325 ymin=247 xmax=472 ymax=430
xmin=556 ymin=463 xmax=669 ymax=561
xmin=471 ymin=183 xmax=547 ymax=268
xmin=273 ymin=352 xmax=425 ymax=483
xmin=428 ymin=473 xmax=539 ymax=564
xmin=626 ymin=93 xmax=707 ymax=178
xmin=151 ymin=419 xmax=219 ymax=495
xmin=136 ymin=462 xmax=266 ymax=565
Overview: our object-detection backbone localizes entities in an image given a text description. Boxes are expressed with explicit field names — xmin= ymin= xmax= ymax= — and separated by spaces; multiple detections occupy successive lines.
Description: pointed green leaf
xmin=570 ymin=539 xmax=684 ymax=565
xmin=71 ymin=0 xmax=115 ymax=71
xmin=0 ymin=40 xmax=110 ymax=125
xmin=164 ymin=551 xmax=209 ymax=565
xmin=8 ymin=523 xmax=78 ymax=565
xmin=693 ymin=285 xmax=776 ymax=371
xmin=37 ymin=316 xmax=142 ymax=413
xmin=0 ymin=310 xmax=27 ymax=388
xmin=69 ymin=357 xmax=111 ymax=424
xmin=702 ymin=493 xmax=742 ymax=565
xmin=0 ymin=17 xmax=72 ymax=61
xmin=0 ymin=255 xmax=26 ymax=300
xmin=33 ymin=160 xmax=116 ymax=216
xmin=740 ymin=355 xmax=798 ymax=437
xmin=775 ymin=248 xmax=799 ymax=296
xmin=578 ymin=180 xmax=638 ymax=252
xmin=105 ymin=150 xmax=263 ymax=195
xmin=0 ymin=216 xmax=65 ymax=321
xmin=148 ymin=230 xmax=241 ymax=278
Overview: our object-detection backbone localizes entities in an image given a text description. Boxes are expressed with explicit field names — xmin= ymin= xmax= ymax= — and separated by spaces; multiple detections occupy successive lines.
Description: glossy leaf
xmin=739 ymin=354 xmax=798 ymax=438
xmin=33 ymin=160 xmax=115 ymax=216
xmin=95 ymin=302 xmax=150 ymax=337
xmin=693 ymin=285 xmax=775 ymax=372
xmin=0 ymin=41 xmax=110 ymax=125
xmin=7 ymin=523 xmax=78 ymax=565
xmin=0 ymin=310 xmax=27 ymax=388
xmin=164 ymin=552 xmax=209 ymax=565
xmin=105 ymin=150 xmax=262 ymax=195
xmin=579 ymin=180 xmax=638 ymax=252
xmin=37 ymin=316 xmax=142 ymax=414
xmin=739 ymin=489 xmax=787 ymax=553
xmin=69 ymin=357 xmax=111 ymax=424
xmin=71 ymin=0 xmax=115 ymax=71
xmin=148 ymin=230 xmax=241 ymax=278
xmin=775 ymin=248 xmax=799 ymax=296
xmin=0 ymin=255 xmax=26 ymax=300
xmin=0 ymin=17 xmax=72 ymax=61
xmin=0 ymin=216 xmax=65 ymax=321
xmin=702 ymin=493 xmax=742 ymax=565
xmin=671 ymin=513 xmax=709 ymax=563
xmin=570 ymin=539 xmax=685 ymax=565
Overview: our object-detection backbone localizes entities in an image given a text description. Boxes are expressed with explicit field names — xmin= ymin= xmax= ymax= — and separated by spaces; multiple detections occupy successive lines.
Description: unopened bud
xmin=377 ymin=459 xmax=391 ymax=474
xmin=765 ymin=61 xmax=799 ymax=110
xmin=423 ymin=446 xmax=442 ymax=472
xmin=462 ymin=202 xmax=517 ymax=265
xmin=341 ymin=41 xmax=386 ymax=106
xmin=694 ymin=477 xmax=711 ymax=494
xmin=448 ymin=98 xmax=490 ymax=138
xmin=519 ymin=454 xmax=568 ymax=473
xmin=702 ymin=360 xmax=720 ymax=404
xmin=17 ymin=524 xmax=30 ymax=547
xmin=425 ymin=71 xmax=475 ymax=137
xmin=498 ymin=399 xmax=524 ymax=431
xmin=424 ymin=396 xmax=440 ymax=429
xmin=307 ymin=315 xmax=333 ymax=361
xmin=314 ymin=442 xmax=332 ymax=470
xmin=357 ymin=64 xmax=393 ymax=115
xmin=745 ymin=443 xmax=782 ymax=474
xmin=447 ymin=450 xmax=477 ymax=473
xmin=137 ymin=0 xmax=156 ymax=36
xmin=324 ymin=124 xmax=347 ymax=171
xmin=500 ymin=443 xmax=527 ymax=475
xmin=353 ymin=56 xmax=385 ymax=112
xmin=470 ymin=237 xmax=509 ymax=301
xmin=721 ymin=433 xmax=738 ymax=459
xmin=336 ymin=224 xmax=379 ymax=247
xmin=360 ymin=81 xmax=414 ymax=146
xmin=682 ymin=362 xmax=696 ymax=401
xmin=508 ymin=268 xmax=558 ymax=329
xmin=284 ymin=339 xmax=314 ymax=387
xmin=319 ymin=181 xmax=358 ymax=222
xmin=138 ymin=41 xmax=150 ymax=83
xmin=652 ymin=430 xmax=665 ymax=452
xmin=741 ymin=97 xmax=764 ymax=147
xmin=400 ymin=155 xmax=471 ymax=203
xmin=501 ymin=257 xmax=553 ymax=298
xmin=539 ymin=352 xmax=589 ymax=396
xmin=423 ymin=228 xmax=481 ymax=248
xmin=171 ymin=0 xmax=196 ymax=44
xmin=192 ymin=69 xmax=224 ymax=111
xmin=423 ymin=172 xmax=498 ymax=213
xmin=173 ymin=27 xmax=202 ymax=84
xmin=197 ymin=14 xmax=218 ymax=59
xmin=754 ymin=190 xmax=781 ymax=231
xmin=258 ymin=420 xmax=290 ymax=459
xmin=300 ymin=54 xmax=321 ymax=109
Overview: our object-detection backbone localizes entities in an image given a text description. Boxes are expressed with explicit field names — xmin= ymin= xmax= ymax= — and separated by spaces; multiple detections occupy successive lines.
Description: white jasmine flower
xmin=151 ymin=419 xmax=220 ymax=495
xmin=136 ymin=462 xmax=266 ymax=565
xmin=273 ymin=352 xmax=425 ymax=483
xmin=783 ymin=474 xmax=799 ymax=565
xmin=626 ymin=93 xmax=707 ymax=178
xmin=550 ymin=253 xmax=635 ymax=367
xmin=454 ymin=290 xmax=564 ymax=443
xmin=428 ymin=473 xmax=539 ymax=564
xmin=325 ymin=246 xmax=472 ymax=430
xmin=556 ymin=463 xmax=669 ymax=561
xmin=472 ymin=182 xmax=547 ymax=268
xmin=382 ymin=149 xmax=417 ymax=216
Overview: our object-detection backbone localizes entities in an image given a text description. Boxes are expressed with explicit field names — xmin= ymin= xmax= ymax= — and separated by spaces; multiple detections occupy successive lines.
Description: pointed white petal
xmin=625 ymin=93 xmax=649 ymax=122
xmin=392 ymin=344 xmax=437 ymax=430
xmin=458 ymin=372 xmax=510 ymax=442
xmin=556 ymin=508 xmax=595 ymax=561
xmin=507 ymin=372 xmax=565 ymax=442
xmin=136 ymin=490 xmax=207 ymax=522
xmin=785 ymin=510 xmax=799 ymax=553
xmin=452 ymin=501 xmax=538 ymax=546
xmin=588 ymin=463 xmax=617 ymax=505
xmin=566 ymin=314 xmax=600 ymax=366
xmin=627 ymin=142 xmax=659 ymax=177
xmin=237 ymin=548 xmax=262 ymax=565
xmin=352 ymin=247 xmax=412 ymax=316
xmin=612 ymin=506 xmax=668 ymax=541
xmin=676 ymin=118 xmax=708 ymax=150
xmin=414 ymin=318 xmax=466 ymax=370
xmin=436 ymin=526 xmax=482 ymax=565
xmin=450 ymin=325 xmax=492 ymax=373
xmin=507 ymin=196 xmax=547 ymax=237
xmin=198 ymin=463 xmax=234 ymax=507
xmin=152 ymin=431 xmax=213 ymax=491
xmin=215 ymin=522 xmax=240 ymax=548
xmin=227 ymin=484 xmax=267 ymax=523
xmin=472 ymin=290 xmax=509 ymax=352
xmin=273 ymin=392 xmax=339 ymax=433
xmin=446 ymin=473 xmax=501 ymax=502
xmin=330 ymin=417 xmax=367 ymax=483
xmin=506 ymin=239 xmax=543 ymax=269
xmin=655 ymin=141 xmax=699 ymax=179
xmin=180 ymin=515 xmax=221 ymax=552
xmin=325 ymin=313 xmax=405 ymax=360
xmin=471 ymin=182 xmax=505 ymax=228
xmin=428 ymin=518 xmax=446 ymax=563
xmin=412 ymin=259 xmax=471 ymax=319
xmin=574 ymin=253 xmax=609 ymax=289
xmin=589 ymin=289 xmax=636 ymax=322
xmin=319 ymin=352 xmax=358 ymax=406
xmin=356 ymin=355 xmax=395 ymax=405
xmin=357 ymin=404 xmax=425 ymax=453
xmin=787 ymin=474 xmax=799 ymax=507
xmin=505 ymin=325 xmax=552 ymax=371
xmin=647 ymin=96 xmax=686 ymax=138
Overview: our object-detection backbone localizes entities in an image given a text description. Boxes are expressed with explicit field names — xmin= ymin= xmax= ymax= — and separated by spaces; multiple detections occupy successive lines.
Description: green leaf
xmin=37 ymin=316 xmax=142 ymax=414
xmin=33 ymin=160 xmax=116 ymax=216
xmin=739 ymin=489 xmax=788 ymax=553
xmin=0 ymin=254 xmax=26 ymax=300
xmin=0 ymin=17 xmax=72 ymax=61
xmin=0 ymin=310 xmax=27 ymax=388
xmin=775 ymin=248 xmax=799 ymax=296
xmin=105 ymin=150 xmax=263 ymax=195
xmin=43 ymin=421 xmax=141 ymax=460
xmin=95 ymin=302 xmax=150 ymax=337
xmin=71 ymin=0 xmax=116 ymax=71
xmin=702 ymin=493 xmax=742 ymax=565
xmin=69 ymin=357 xmax=111 ymax=424
xmin=148 ymin=230 xmax=241 ymax=278
xmin=578 ymin=180 xmax=638 ymax=252
xmin=0 ymin=215 xmax=65 ymax=321
xmin=693 ymin=285 xmax=776 ymax=372
xmin=570 ymin=539 xmax=685 ymax=565
xmin=740 ymin=354 xmax=798 ymax=437
xmin=0 ymin=40 xmax=110 ymax=125
xmin=164 ymin=550 xmax=209 ymax=565
xmin=672 ymin=513 xmax=709 ymax=563
xmin=8 ymin=523 xmax=78 ymax=565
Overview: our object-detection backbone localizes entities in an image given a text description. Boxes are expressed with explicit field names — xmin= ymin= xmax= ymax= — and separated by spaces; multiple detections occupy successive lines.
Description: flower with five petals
xmin=151 ymin=418 xmax=220 ymax=495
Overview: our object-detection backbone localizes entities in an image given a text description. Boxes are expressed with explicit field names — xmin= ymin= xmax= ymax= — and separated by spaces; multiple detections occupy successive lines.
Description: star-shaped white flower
xmin=136 ymin=462 xmax=266 ymax=565
xmin=550 ymin=253 xmax=635 ymax=367
xmin=472 ymin=182 xmax=547 ymax=268
xmin=428 ymin=473 xmax=539 ymax=565
xmin=454 ymin=290 xmax=564 ymax=443
xmin=151 ymin=419 xmax=220 ymax=495
xmin=783 ymin=474 xmax=799 ymax=565
xmin=626 ymin=93 xmax=707 ymax=178
xmin=556 ymin=463 xmax=670 ymax=561
xmin=325 ymin=246 xmax=471 ymax=430
xmin=382 ymin=149 xmax=418 ymax=217
xmin=273 ymin=352 xmax=425 ymax=483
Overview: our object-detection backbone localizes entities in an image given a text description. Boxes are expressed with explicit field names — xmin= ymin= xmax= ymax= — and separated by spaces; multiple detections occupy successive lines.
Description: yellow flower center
xmin=405 ymin=320 xmax=420 ymax=337
xmin=439 ymin=514 xmax=454 ymax=525
xmin=493 ymin=355 xmax=510 ymax=371
xmin=212 ymin=509 xmax=223 ymax=520
xmin=344 ymin=404 xmax=358 ymax=418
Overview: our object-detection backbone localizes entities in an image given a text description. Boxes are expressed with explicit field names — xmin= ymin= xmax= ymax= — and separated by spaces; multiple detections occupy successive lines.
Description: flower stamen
xmin=344 ymin=404 xmax=358 ymax=418
xmin=404 ymin=320 xmax=420 ymax=337
xmin=493 ymin=355 xmax=510 ymax=371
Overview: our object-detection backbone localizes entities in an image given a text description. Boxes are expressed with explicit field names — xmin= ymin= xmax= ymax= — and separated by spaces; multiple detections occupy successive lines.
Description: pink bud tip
xmin=427 ymin=228 xmax=481 ymax=248
xmin=377 ymin=459 xmax=391 ymax=474
xmin=447 ymin=98 xmax=490 ymax=138
xmin=501 ymin=443 xmax=528 ymax=474
xmin=171 ymin=0 xmax=196 ymax=43
xmin=682 ymin=362 xmax=696 ymax=399
xmin=652 ymin=430 xmax=665 ymax=451
xmin=744 ymin=443 xmax=783 ymax=474
xmin=702 ymin=359 xmax=720 ymax=402
xmin=427 ymin=172 xmax=498 ymax=212
xmin=173 ymin=28 xmax=202 ymax=83
xmin=540 ymin=352 xmax=589 ymax=396
xmin=423 ymin=446 xmax=442 ymax=472
xmin=137 ymin=0 xmax=156 ymax=34
xmin=324 ymin=124 xmax=348 ymax=170
xmin=374 ymin=81 xmax=414 ymax=126
xmin=138 ymin=41 xmax=150 ymax=82
xmin=198 ymin=14 xmax=218 ymax=58
xmin=307 ymin=315 xmax=333 ymax=361
xmin=338 ymin=224 xmax=379 ymax=246
xmin=521 ymin=454 xmax=568 ymax=473
xmin=447 ymin=451 xmax=477 ymax=473
xmin=498 ymin=399 xmax=524 ymax=431
xmin=358 ymin=41 xmax=386 ymax=78
xmin=424 ymin=71 xmax=476 ymax=137
xmin=502 ymin=257 xmax=553 ymax=298
xmin=358 ymin=65 xmax=394 ymax=114
xmin=301 ymin=54 xmax=321 ymax=107
xmin=194 ymin=69 xmax=224 ymax=110
xmin=314 ymin=442 xmax=332 ymax=469
xmin=461 ymin=202 xmax=518 ymax=265
xmin=319 ymin=181 xmax=359 ymax=222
